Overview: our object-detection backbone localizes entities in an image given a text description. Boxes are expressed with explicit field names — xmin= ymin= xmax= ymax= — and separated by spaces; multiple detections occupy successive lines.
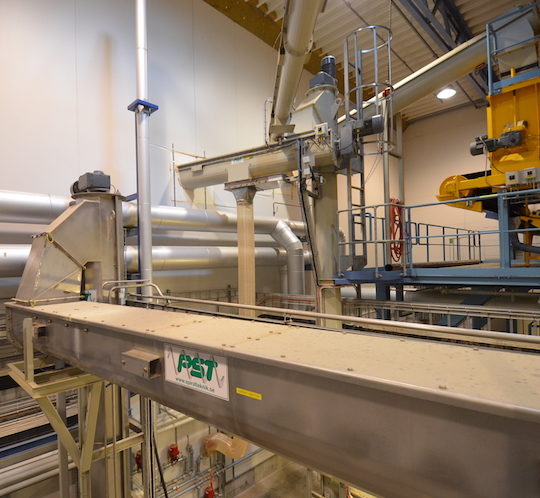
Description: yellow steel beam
xmin=79 ymin=382 xmax=104 ymax=473
xmin=36 ymin=396 xmax=81 ymax=467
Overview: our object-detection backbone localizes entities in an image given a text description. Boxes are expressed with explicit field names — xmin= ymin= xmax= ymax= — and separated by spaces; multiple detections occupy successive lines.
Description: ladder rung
xmin=351 ymin=186 xmax=364 ymax=190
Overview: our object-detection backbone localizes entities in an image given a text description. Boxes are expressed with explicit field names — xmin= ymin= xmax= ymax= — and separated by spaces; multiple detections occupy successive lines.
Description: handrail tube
xmin=350 ymin=299 xmax=540 ymax=319
xmin=129 ymin=293 xmax=540 ymax=348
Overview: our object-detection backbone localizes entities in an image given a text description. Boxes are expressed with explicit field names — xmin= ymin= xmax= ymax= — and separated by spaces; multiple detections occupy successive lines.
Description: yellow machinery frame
xmin=437 ymin=76 xmax=540 ymax=226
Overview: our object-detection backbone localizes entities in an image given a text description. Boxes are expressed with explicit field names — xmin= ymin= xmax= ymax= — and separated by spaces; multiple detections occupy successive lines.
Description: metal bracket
xmin=127 ymin=98 xmax=159 ymax=115
xmin=122 ymin=348 xmax=161 ymax=379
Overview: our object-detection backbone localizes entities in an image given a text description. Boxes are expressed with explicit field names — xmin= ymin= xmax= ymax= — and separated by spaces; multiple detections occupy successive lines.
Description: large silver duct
xmin=0 ymin=225 xmax=279 ymax=247
xmin=0 ymin=277 xmax=21 ymax=298
xmin=271 ymin=0 xmax=326 ymax=128
xmin=0 ymin=191 xmax=69 ymax=224
xmin=357 ymin=34 xmax=488 ymax=121
xmin=177 ymin=143 xmax=333 ymax=191
xmin=126 ymin=231 xmax=279 ymax=248
xmin=125 ymin=246 xmax=286 ymax=273
xmin=0 ymin=244 xmax=296 ymax=276
xmin=0 ymin=190 xmax=305 ymax=235
xmin=0 ymin=190 xmax=307 ymax=297
xmin=0 ymin=245 xmax=30 ymax=278
xmin=0 ymin=223 xmax=47 ymax=244
xmin=122 ymin=202 xmax=305 ymax=235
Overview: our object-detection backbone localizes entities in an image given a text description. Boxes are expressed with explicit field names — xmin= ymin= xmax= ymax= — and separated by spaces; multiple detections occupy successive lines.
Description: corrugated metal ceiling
xmin=245 ymin=0 xmax=517 ymax=121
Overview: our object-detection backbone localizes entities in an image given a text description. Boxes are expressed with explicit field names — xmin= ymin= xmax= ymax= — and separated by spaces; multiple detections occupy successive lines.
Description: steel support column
xmin=498 ymin=193 xmax=511 ymax=268
xmin=232 ymin=186 xmax=258 ymax=318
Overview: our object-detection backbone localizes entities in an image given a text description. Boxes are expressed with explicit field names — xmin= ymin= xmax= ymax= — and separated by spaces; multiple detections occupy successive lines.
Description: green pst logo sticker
xmin=177 ymin=354 xmax=218 ymax=381
xmin=165 ymin=345 xmax=229 ymax=401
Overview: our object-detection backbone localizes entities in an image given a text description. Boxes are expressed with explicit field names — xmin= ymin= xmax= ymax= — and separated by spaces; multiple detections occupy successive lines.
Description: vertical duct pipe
xmin=271 ymin=0 xmax=325 ymax=129
xmin=233 ymin=187 xmax=257 ymax=318
xmin=270 ymin=220 xmax=305 ymax=298
xmin=134 ymin=1 xmax=156 ymax=497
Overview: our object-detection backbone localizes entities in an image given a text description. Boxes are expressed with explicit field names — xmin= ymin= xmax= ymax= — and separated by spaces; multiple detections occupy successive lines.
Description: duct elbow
xmin=203 ymin=433 xmax=249 ymax=460
xmin=271 ymin=220 xmax=303 ymax=253
xmin=271 ymin=220 xmax=305 ymax=297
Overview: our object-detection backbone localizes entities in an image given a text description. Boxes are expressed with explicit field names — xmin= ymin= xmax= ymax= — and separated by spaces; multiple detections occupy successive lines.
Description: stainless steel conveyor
xmin=6 ymin=300 xmax=540 ymax=498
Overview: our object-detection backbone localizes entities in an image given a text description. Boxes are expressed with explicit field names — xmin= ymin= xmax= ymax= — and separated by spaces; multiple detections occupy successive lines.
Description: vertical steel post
xmin=56 ymin=360 xmax=70 ymax=498
xmin=134 ymin=1 xmax=155 ymax=496
xmin=134 ymin=0 xmax=152 ymax=298
xmin=395 ymin=113 xmax=404 ymax=204
xmin=382 ymin=101 xmax=392 ymax=267
xmin=140 ymin=395 xmax=156 ymax=498
xmin=498 ymin=192 xmax=511 ymax=268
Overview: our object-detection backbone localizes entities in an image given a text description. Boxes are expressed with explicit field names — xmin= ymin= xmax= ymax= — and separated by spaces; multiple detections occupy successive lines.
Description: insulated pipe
xmin=125 ymin=231 xmax=280 ymax=247
xmin=0 ymin=190 xmax=305 ymax=234
xmin=0 ymin=245 xmax=308 ymax=279
xmin=124 ymin=246 xmax=286 ymax=273
xmin=122 ymin=203 xmax=305 ymax=235
xmin=0 ymin=225 xmax=278 ymax=247
xmin=177 ymin=146 xmax=334 ymax=191
xmin=272 ymin=0 xmax=325 ymax=126
xmin=0 ymin=277 xmax=21 ymax=298
xmin=0 ymin=191 xmax=69 ymax=224
xmin=0 ymin=223 xmax=47 ymax=244
xmin=270 ymin=220 xmax=305 ymax=296
xmin=0 ymin=245 xmax=31 ymax=277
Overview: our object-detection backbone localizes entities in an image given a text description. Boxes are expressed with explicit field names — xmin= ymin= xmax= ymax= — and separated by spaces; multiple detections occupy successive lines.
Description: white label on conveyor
xmin=164 ymin=345 xmax=229 ymax=401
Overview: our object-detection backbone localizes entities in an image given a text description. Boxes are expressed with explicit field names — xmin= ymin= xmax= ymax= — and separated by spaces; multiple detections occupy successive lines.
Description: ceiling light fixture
xmin=436 ymin=86 xmax=457 ymax=100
